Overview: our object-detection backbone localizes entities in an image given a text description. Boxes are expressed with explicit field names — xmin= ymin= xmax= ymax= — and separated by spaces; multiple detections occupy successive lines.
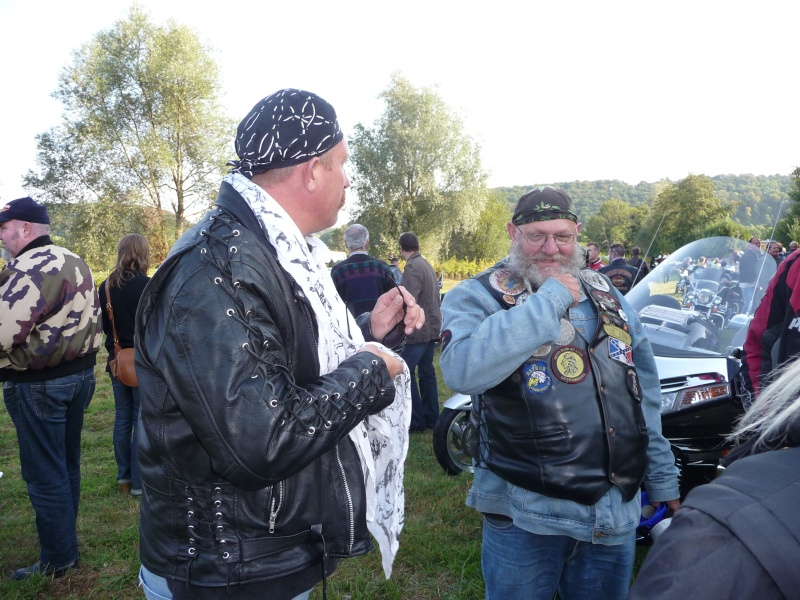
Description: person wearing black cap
xmin=135 ymin=89 xmax=424 ymax=600
xmin=0 ymin=197 xmax=102 ymax=580
xmin=439 ymin=186 xmax=679 ymax=600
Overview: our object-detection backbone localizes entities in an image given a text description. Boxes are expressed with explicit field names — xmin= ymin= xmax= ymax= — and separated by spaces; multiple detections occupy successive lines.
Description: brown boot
xmin=119 ymin=482 xmax=132 ymax=495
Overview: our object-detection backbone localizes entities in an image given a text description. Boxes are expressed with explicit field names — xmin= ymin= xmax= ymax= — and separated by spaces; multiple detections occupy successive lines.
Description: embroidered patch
xmin=609 ymin=337 xmax=635 ymax=367
xmin=618 ymin=309 xmax=628 ymax=322
xmin=556 ymin=319 xmax=576 ymax=345
xmin=503 ymin=294 xmax=517 ymax=306
xmin=440 ymin=329 xmax=452 ymax=350
xmin=604 ymin=324 xmax=632 ymax=345
xmin=516 ymin=291 xmax=531 ymax=305
xmin=551 ymin=346 xmax=589 ymax=384
xmin=591 ymin=290 xmax=621 ymax=312
xmin=627 ymin=368 xmax=643 ymax=402
xmin=580 ymin=269 xmax=610 ymax=292
xmin=522 ymin=360 xmax=552 ymax=393
xmin=531 ymin=344 xmax=552 ymax=358
xmin=490 ymin=269 xmax=525 ymax=295
xmin=599 ymin=311 xmax=628 ymax=331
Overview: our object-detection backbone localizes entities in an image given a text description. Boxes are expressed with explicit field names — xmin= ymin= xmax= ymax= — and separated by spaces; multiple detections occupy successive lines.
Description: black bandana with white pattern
xmin=227 ymin=88 xmax=343 ymax=177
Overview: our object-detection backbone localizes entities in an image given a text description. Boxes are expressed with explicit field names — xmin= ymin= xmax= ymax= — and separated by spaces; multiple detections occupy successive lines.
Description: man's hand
xmin=369 ymin=286 xmax=425 ymax=341
xmin=652 ymin=498 xmax=681 ymax=512
xmin=552 ymin=273 xmax=581 ymax=307
xmin=357 ymin=343 xmax=404 ymax=379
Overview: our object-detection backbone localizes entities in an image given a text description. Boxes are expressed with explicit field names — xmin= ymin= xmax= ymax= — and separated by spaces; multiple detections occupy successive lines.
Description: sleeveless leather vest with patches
xmin=475 ymin=267 xmax=649 ymax=505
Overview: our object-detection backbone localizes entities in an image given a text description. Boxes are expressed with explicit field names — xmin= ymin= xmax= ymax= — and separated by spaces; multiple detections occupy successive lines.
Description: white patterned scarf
xmin=225 ymin=172 xmax=410 ymax=578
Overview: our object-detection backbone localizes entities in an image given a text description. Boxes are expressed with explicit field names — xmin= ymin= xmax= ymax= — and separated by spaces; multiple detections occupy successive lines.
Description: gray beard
xmin=1 ymin=247 xmax=11 ymax=263
xmin=508 ymin=241 xmax=586 ymax=289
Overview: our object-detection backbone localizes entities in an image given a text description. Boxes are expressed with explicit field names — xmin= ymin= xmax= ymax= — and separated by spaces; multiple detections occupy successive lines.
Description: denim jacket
xmin=439 ymin=261 xmax=679 ymax=545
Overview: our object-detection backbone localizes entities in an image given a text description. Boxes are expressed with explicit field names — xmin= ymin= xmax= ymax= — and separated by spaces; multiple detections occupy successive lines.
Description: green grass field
xmin=0 ymin=346 xmax=649 ymax=599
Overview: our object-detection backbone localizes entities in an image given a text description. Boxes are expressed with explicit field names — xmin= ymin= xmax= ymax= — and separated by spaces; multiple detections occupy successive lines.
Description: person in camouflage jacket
xmin=0 ymin=197 xmax=102 ymax=580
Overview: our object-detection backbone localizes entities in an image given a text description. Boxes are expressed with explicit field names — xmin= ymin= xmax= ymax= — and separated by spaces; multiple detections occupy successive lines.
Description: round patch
xmin=503 ymin=294 xmax=517 ymax=306
xmin=516 ymin=291 xmax=531 ymax=305
xmin=604 ymin=324 xmax=632 ymax=345
xmin=531 ymin=343 xmax=552 ymax=357
xmin=556 ymin=319 xmax=576 ymax=345
xmin=440 ymin=329 xmax=452 ymax=351
xmin=490 ymin=269 xmax=526 ymax=295
xmin=551 ymin=346 xmax=589 ymax=384
xmin=626 ymin=368 xmax=643 ymax=402
xmin=591 ymin=290 xmax=621 ymax=312
xmin=522 ymin=360 xmax=552 ymax=393
xmin=600 ymin=310 xmax=629 ymax=331
xmin=580 ymin=269 xmax=610 ymax=292
xmin=618 ymin=309 xmax=628 ymax=322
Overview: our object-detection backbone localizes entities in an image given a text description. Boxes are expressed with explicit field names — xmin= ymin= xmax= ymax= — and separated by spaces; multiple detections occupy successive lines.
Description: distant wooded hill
xmin=495 ymin=174 xmax=792 ymax=229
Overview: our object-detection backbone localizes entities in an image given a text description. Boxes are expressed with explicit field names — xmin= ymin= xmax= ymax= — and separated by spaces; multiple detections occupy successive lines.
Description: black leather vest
xmin=475 ymin=267 xmax=649 ymax=505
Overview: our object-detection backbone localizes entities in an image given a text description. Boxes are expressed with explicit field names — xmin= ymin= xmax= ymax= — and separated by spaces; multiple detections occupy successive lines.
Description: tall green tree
xmin=639 ymin=174 xmax=734 ymax=255
xmin=582 ymin=198 xmax=649 ymax=252
xmin=24 ymin=5 xmax=233 ymax=261
xmin=774 ymin=167 xmax=800 ymax=244
xmin=348 ymin=74 xmax=488 ymax=261
xmin=448 ymin=192 xmax=512 ymax=262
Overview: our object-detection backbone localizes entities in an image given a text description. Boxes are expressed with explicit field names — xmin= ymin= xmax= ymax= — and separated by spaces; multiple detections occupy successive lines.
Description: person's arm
xmin=0 ymin=269 xmax=43 ymax=368
xmin=619 ymin=293 xmax=680 ymax=505
xmin=137 ymin=267 xmax=396 ymax=491
xmin=439 ymin=276 xmax=575 ymax=394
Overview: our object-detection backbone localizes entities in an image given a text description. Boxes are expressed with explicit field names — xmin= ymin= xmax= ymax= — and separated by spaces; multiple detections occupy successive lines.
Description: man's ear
xmin=302 ymin=157 xmax=322 ymax=192
xmin=506 ymin=222 xmax=516 ymax=240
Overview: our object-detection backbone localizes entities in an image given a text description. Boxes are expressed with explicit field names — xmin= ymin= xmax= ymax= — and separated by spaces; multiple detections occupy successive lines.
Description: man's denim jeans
xmin=111 ymin=377 xmax=141 ymax=490
xmin=481 ymin=515 xmax=636 ymax=600
xmin=3 ymin=368 xmax=95 ymax=567
xmin=401 ymin=340 xmax=439 ymax=429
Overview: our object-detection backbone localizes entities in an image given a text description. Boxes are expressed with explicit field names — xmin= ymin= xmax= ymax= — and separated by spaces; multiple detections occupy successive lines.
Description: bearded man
xmin=439 ymin=187 xmax=679 ymax=600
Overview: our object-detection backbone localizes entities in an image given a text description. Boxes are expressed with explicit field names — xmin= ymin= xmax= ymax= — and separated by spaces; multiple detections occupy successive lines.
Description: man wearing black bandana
xmin=439 ymin=187 xmax=679 ymax=600
xmin=135 ymin=89 xmax=424 ymax=600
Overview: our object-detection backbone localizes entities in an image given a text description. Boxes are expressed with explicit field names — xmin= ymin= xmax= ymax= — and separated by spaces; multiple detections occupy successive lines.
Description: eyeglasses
xmin=515 ymin=226 xmax=577 ymax=247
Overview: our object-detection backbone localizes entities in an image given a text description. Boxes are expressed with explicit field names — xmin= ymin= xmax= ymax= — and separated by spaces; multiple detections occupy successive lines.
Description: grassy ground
xmin=0 ymin=346 xmax=648 ymax=599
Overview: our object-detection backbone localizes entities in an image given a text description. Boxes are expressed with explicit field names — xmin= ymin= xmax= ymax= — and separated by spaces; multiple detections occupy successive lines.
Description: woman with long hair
xmin=99 ymin=234 xmax=150 ymax=496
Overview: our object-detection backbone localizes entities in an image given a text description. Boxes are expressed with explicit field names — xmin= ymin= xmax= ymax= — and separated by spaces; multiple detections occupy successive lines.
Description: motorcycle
xmin=680 ymin=265 xmax=744 ymax=331
xmin=432 ymin=237 xmax=776 ymax=506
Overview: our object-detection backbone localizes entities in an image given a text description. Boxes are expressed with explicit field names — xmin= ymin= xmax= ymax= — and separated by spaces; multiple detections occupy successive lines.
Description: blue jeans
xmin=401 ymin=340 xmax=439 ymax=429
xmin=111 ymin=377 xmax=141 ymax=490
xmin=481 ymin=515 xmax=635 ymax=600
xmin=139 ymin=565 xmax=312 ymax=600
xmin=3 ymin=368 xmax=96 ymax=567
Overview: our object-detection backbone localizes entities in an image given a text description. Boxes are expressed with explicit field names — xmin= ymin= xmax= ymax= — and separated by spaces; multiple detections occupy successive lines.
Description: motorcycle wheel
xmin=432 ymin=407 xmax=475 ymax=476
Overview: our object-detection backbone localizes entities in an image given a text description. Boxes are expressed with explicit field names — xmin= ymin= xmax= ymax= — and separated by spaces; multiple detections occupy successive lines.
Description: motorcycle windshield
xmin=625 ymin=237 xmax=777 ymax=357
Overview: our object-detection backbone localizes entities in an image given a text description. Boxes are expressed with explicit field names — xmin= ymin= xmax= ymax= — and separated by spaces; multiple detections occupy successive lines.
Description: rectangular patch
xmin=608 ymin=337 xmax=634 ymax=367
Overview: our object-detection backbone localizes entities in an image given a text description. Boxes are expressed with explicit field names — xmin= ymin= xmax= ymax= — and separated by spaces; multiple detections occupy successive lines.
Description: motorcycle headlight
xmin=660 ymin=382 xmax=730 ymax=413
xmin=697 ymin=290 xmax=713 ymax=304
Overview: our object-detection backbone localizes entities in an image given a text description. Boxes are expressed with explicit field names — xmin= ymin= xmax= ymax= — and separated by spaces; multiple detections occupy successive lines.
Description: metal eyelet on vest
xmin=200 ymin=230 xmax=207 ymax=236
xmin=368 ymin=395 xmax=375 ymax=402
xmin=214 ymin=500 xmax=222 ymax=508
xmin=200 ymin=248 xmax=207 ymax=254
xmin=189 ymin=538 xmax=195 ymax=544
xmin=379 ymin=389 xmax=386 ymax=395
xmin=230 ymin=246 xmax=238 ymax=254
xmin=332 ymin=393 xmax=340 ymax=400
xmin=320 ymin=394 xmax=328 ymax=401
xmin=269 ymin=399 xmax=278 ymax=408
xmin=362 ymin=368 xmax=369 ymax=375
xmin=214 ymin=277 xmax=222 ymax=284
xmin=188 ymin=548 xmax=196 ymax=555
xmin=219 ymin=539 xmax=227 ymax=545
xmin=214 ymin=487 xmax=221 ymax=493
xmin=188 ymin=525 xmax=195 ymax=531
xmin=324 ymin=421 xmax=332 ymax=429
xmin=233 ymin=280 xmax=241 ymax=287
xmin=307 ymin=427 xmax=316 ymax=435
xmin=222 ymin=552 xmax=230 ymax=559
xmin=356 ymin=404 xmax=362 ymax=410
xmin=232 ymin=230 xmax=240 ymax=236
xmin=215 ymin=512 xmax=222 ymax=519
xmin=307 ymin=397 xmax=313 ymax=404
xmin=226 ymin=309 xmax=235 ymax=316
xmin=217 ymin=525 xmax=223 ymax=532
xmin=242 ymin=342 xmax=249 ymax=350
xmin=349 ymin=381 xmax=356 ymax=389
xmin=186 ymin=497 xmax=193 ymax=502
xmin=187 ymin=510 xmax=194 ymax=517
xmin=371 ymin=360 xmax=378 ymax=365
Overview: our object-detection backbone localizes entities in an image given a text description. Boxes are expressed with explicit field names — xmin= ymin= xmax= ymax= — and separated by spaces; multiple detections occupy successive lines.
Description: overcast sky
xmin=1 ymin=0 xmax=797 ymax=203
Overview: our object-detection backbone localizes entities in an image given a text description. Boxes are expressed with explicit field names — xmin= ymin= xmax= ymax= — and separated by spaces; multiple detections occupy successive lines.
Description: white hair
xmin=344 ymin=224 xmax=369 ymax=250
xmin=731 ymin=358 xmax=800 ymax=447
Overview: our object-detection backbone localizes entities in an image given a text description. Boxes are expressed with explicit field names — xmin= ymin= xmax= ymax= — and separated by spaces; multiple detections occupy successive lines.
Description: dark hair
xmin=631 ymin=246 xmax=642 ymax=256
xmin=610 ymin=243 xmax=625 ymax=257
xmin=399 ymin=232 xmax=419 ymax=252
xmin=108 ymin=234 xmax=150 ymax=289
